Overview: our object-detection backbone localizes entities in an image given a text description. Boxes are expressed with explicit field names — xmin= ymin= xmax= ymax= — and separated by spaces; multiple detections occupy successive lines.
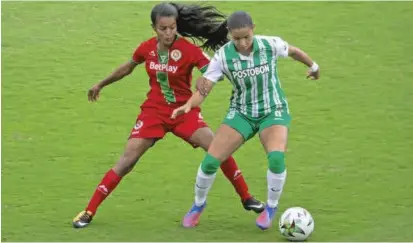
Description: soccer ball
xmin=279 ymin=207 xmax=314 ymax=241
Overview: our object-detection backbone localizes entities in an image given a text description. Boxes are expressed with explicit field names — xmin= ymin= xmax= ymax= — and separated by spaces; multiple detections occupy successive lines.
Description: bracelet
xmin=310 ymin=62 xmax=319 ymax=72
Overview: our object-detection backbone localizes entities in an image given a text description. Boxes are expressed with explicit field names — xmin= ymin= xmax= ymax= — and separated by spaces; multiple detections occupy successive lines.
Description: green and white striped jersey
xmin=204 ymin=35 xmax=290 ymax=118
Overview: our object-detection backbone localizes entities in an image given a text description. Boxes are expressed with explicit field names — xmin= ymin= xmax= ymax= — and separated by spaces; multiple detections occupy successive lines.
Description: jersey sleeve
xmin=131 ymin=42 xmax=146 ymax=64
xmin=269 ymin=36 xmax=289 ymax=58
xmin=203 ymin=52 xmax=224 ymax=83
xmin=192 ymin=46 xmax=210 ymax=74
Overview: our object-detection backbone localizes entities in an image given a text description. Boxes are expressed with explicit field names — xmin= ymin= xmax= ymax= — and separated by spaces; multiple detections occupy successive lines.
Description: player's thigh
xmin=207 ymin=124 xmax=244 ymax=162
xmin=259 ymin=125 xmax=288 ymax=153
xmin=258 ymin=107 xmax=291 ymax=152
xmin=171 ymin=108 xmax=210 ymax=149
xmin=113 ymin=110 xmax=167 ymax=175
xmin=223 ymin=109 xmax=256 ymax=141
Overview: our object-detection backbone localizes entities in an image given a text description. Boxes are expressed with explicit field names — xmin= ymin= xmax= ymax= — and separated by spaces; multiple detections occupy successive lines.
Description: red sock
xmin=86 ymin=169 xmax=122 ymax=215
xmin=220 ymin=156 xmax=251 ymax=201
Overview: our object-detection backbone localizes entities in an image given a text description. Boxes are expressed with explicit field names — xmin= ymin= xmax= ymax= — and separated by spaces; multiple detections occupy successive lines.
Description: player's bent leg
xmin=74 ymin=109 xmax=166 ymax=229
xmin=73 ymin=138 xmax=155 ymax=229
xmin=183 ymin=124 xmax=245 ymax=228
xmin=112 ymin=138 xmax=155 ymax=176
xmin=207 ymin=124 xmax=245 ymax=161
xmin=188 ymin=127 xmax=264 ymax=213
xmin=256 ymin=125 xmax=288 ymax=230
xmin=187 ymin=127 xmax=214 ymax=150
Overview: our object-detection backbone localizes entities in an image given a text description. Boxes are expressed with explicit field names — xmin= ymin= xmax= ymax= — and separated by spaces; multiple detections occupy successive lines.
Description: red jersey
xmin=132 ymin=37 xmax=210 ymax=109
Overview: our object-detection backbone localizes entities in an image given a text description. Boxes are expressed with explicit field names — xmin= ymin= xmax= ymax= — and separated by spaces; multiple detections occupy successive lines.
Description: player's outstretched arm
xmin=288 ymin=46 xmax=320 ymax=80
xmin=170 ymin=77 xmax=215 ymax=119
xmin=99 ymin=61 xmax=138 ymax=88
xmin=88 ymin=61 xmax=138 ymax=102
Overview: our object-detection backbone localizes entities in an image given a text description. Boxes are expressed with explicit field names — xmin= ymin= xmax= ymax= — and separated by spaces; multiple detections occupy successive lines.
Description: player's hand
xmin=171 ymin=103 xmax=191 ymax=119
xmin=88 ymin=83 xmax=102 ymax=102
xmin=306 ymin=69 xmax=320 ymax=80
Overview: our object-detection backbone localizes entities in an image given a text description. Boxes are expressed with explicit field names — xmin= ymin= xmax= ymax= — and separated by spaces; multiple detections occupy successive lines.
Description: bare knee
xmin=112 ymin=138 xmax=154 ymax=177
xmin=188 ymin=127 xmax=214 ymax=152
xmin=113 ymin=151 xmax=139 ymax=176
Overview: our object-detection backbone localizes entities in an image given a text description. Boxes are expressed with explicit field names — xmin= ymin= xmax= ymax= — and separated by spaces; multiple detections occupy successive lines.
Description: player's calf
xmin=267 ymin=151 xmax=287 ymax=208
xmin=256 ymin=151 xmax=287 ymax=230
xmin=183 ymin=155 xmax=218 ymax=228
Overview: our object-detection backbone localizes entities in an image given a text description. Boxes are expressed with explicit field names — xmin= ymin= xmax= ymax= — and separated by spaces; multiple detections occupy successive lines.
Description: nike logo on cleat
xmin=76 ymin=221 xmax=88 ymax=227
xmin=247 ymin=204 xmax=265 ymax=209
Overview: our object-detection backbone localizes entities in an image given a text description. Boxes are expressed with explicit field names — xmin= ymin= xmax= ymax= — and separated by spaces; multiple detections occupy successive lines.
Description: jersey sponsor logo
xmin=149 ymin=61 xmax=178 ymax=73
xmin=231 ymin=63 xmax=270 ymax=79
xmin=160 ymin=55 xmax=168 ymax=63
xmin=170 ymin=49 xmax=182 ymax=61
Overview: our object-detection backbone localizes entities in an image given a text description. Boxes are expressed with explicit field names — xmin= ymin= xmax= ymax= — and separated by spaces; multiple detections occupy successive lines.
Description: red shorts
xmin=128 ymin=107 xmax=208 ymax=148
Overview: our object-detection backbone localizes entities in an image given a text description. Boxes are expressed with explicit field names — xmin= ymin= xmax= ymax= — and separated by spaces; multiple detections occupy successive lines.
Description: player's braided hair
xmin=150 ymin=2 xmax=229 ymax=51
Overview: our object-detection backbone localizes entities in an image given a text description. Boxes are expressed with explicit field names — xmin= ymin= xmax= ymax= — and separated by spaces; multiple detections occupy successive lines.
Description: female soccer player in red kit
xmin=72 ymin=3 xmax=264 ymax=228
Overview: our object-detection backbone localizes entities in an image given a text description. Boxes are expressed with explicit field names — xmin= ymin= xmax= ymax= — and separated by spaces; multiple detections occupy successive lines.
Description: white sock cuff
xmin=197 ymin=165 xmax=217 ymax=179
xmin=267 ymin=169 xmax=287 ymax=178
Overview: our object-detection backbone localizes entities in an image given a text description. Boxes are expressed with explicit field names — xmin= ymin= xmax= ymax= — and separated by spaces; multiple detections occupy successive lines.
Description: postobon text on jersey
xmin=231 ymin=63 xmax=270 ymax=79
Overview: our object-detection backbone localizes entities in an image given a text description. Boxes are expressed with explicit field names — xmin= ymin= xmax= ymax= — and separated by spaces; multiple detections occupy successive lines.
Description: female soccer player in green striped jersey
xmin=171 ymin=10 xmax=320 ymax=230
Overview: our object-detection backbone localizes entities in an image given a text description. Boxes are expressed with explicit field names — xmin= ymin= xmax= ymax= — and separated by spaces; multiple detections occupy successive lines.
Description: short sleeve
xmin=270 ymin=36 xmax=289 ymax=58
xmin=203 ymin=52 xmax=224 ymax=83
xmin=131 ymin=42 xmax=146 ymax=64
xmin=192 ymin=46 xmax=210 ymax=74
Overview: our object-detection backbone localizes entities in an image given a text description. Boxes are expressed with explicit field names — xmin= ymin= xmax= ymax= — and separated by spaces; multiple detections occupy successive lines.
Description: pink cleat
xmin=256 ymin=205 xmax=278 ymax=230
xmin=182 ymin=202 xmax=206 ymax=228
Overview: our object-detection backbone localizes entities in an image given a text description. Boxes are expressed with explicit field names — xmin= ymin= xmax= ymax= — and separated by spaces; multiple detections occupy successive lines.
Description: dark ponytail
xmin=151 ymin=2 xmax=229 ymax=51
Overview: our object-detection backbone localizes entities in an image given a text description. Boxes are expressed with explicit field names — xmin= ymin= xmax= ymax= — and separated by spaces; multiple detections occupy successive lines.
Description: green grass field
xmin=2 ymin=1 xmax=413 ymax=241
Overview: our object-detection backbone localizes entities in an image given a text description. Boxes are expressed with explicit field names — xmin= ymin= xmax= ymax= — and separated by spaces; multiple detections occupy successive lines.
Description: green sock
xmin=200 ymin=153 xmax=221 ymax=175
xmin=267 ymin=151 xmax=286 ymax=173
